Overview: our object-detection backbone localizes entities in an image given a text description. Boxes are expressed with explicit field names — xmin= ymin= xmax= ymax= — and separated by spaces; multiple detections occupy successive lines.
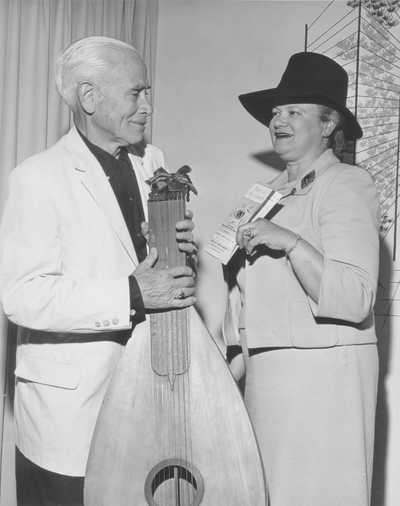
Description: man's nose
xmin=140 ymin=95 xmax=153 ymax=116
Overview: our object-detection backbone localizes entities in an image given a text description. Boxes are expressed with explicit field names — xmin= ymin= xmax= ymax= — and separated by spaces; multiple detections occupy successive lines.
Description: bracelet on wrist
xmin=285 ymin=233 xmax=302 ymax=260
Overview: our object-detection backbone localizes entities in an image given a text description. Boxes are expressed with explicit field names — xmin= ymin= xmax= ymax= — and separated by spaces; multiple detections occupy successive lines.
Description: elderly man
xmin=0 ymin=36 xmax=196 ymax=506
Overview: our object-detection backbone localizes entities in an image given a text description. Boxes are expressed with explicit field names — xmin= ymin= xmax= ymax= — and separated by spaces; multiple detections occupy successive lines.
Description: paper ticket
xmin=204 ymin=182 xmax=282 ymax=264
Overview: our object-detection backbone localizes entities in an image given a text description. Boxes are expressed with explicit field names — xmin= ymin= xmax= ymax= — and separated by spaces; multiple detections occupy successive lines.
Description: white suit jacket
xmin=0 ymin=126 xmax=165 ymax=475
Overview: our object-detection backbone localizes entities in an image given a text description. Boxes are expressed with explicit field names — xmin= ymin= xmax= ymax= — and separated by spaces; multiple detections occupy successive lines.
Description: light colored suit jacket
xmin=0 ymin=126 xmax=165 ymax=475
xmin=223 ymin=149 xmax=380 ymax=350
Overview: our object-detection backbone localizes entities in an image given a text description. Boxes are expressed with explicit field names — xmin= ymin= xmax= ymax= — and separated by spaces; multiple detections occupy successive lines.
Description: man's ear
xmin=77 ymin=82 xmax=96 ymax=115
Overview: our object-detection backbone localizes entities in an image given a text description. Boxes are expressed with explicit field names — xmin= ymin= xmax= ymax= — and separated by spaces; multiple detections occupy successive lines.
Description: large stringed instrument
xmin=84 ymin=167 xmax=267 ymax=506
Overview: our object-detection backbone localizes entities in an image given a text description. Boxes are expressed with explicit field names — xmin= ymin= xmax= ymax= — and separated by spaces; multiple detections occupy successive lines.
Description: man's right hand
xmin=132 ymin=247 xmax=196 ymax=310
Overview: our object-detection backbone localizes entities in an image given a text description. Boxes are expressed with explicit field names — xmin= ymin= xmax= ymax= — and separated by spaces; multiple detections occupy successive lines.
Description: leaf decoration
xmin=146 ymin=165 xmax=198 ymax=195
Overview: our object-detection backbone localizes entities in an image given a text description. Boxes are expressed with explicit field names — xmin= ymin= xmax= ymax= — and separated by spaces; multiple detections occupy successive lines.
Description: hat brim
xmin=239 ymin=88 xmax=363 ymax=141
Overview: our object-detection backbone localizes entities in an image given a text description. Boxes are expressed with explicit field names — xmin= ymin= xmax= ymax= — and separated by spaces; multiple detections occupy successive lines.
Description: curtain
xmin=0 ymin=1 xmax=158 ymax=503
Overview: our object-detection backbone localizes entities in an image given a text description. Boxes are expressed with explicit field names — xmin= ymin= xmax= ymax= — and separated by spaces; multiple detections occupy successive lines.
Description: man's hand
xmin=175 ymin=209 xmax=195 ymax=255
xmin=132 ymin=247 xmax=196 ymax=310
xmin=141 ymin=209 xmax=195 ymax=254
xmin=140 ymin=209 xmax=197 ymax=272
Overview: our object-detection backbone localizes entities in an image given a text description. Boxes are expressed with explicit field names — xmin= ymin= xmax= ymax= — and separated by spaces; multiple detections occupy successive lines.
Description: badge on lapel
xmin=301 ymin=170 xmax=316 ymax=189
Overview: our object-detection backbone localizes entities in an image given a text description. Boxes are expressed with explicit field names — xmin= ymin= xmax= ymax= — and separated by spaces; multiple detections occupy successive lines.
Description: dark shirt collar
xmin=77 ymin=128 xmax=125 ymax=180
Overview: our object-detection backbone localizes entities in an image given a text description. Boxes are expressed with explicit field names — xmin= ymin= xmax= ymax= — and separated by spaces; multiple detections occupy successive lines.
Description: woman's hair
xmin=317 ymin=105 xmax=347 ymax=159
xmin=55 ymin=36 xmax=139 ymax=112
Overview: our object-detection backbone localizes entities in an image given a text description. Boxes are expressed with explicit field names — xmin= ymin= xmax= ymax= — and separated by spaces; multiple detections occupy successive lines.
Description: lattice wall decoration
xmin=306 ymin=1 xmax=400 ymax=260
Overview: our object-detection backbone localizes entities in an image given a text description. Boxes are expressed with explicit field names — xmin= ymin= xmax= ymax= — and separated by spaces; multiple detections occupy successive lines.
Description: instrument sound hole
xmin=144 ymin=458 xmax=204 ymax=506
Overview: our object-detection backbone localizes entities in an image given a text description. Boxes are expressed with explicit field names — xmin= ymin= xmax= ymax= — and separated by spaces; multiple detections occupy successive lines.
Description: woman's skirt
xmin=241 ymin=332 xmax=378 ymax=506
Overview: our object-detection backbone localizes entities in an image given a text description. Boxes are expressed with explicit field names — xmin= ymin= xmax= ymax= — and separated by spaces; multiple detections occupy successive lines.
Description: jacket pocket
xmin=15 ymin=355 xmax=81 ymax=390
xmin=288 ymin=301 xmax=339 ymax=348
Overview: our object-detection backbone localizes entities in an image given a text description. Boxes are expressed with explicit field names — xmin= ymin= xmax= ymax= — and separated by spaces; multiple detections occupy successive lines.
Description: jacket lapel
xmin=66 ymin=127 xmax=139 ymax=267
xmin=271 ymin=149 xmax=340 ymax=199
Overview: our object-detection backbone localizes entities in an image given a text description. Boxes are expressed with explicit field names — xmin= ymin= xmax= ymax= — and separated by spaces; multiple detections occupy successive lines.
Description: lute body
xmin=84 ymin=167 xmax=267 ymax=506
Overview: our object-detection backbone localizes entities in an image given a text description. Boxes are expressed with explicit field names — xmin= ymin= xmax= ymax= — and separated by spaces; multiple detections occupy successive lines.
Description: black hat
xmin=238 ymin=52 xmax=363 ymax=140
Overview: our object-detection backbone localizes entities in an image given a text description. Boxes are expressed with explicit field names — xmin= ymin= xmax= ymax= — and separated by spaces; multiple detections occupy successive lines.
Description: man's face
xmin=92 ymin=53 xmax=152 ymax=154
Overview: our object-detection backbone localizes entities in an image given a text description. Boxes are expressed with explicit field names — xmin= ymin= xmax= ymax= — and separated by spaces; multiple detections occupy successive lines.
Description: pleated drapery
xmin=0 ymin=1 xmax=158 ymax=503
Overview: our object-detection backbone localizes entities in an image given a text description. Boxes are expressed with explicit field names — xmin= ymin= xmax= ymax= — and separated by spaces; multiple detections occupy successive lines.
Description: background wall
xmin=153 ymin=0 xmax=309 ymax=337
xmin=152 ymin=1 xmax=400 ymax=505
xmin=152 ymin=0 xmax=345 ymax=340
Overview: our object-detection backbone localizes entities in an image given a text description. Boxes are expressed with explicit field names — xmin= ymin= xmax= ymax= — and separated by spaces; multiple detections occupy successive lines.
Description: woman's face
xmin=269 ymin=103 xmax=330 ymax=165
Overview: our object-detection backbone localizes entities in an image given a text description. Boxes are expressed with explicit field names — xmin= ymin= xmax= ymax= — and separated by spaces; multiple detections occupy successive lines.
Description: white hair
xmin=55 ymin=36 xmax=140 ymax=112
xmin=317 ymin=105 xmax=346 ymax=158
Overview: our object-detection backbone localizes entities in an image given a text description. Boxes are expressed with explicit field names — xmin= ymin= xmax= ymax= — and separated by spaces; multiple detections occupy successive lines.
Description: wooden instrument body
xmin=84 ymin=170 xmax=267 ymax=506
xmin=85 ymin=306 xmax=266 ymax=505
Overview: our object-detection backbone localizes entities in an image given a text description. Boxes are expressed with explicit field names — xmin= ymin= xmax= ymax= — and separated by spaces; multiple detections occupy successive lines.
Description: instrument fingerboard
xmin=148 ymin=188 xmax=190 ymax=388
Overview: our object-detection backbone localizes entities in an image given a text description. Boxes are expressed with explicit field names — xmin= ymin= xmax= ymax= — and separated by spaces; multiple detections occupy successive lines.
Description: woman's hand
xmin=236 ymin=218 xmax=297 ymax=256
xmin=237 ymin=218 xmax=324 ymax=304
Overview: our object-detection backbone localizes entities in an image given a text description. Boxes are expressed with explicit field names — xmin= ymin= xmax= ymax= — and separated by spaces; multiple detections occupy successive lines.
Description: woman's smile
xmin=269 ymin=103 xmax=330 ymax=175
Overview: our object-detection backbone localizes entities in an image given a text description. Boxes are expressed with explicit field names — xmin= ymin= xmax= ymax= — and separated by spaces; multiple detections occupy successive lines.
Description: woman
xmin=224 ymin=52 xmax=380 ymax=506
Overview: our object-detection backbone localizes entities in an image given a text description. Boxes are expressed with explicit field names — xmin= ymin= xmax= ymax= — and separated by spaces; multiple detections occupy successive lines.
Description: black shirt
xmin=78 ymin=130 xmax=145 ymax=319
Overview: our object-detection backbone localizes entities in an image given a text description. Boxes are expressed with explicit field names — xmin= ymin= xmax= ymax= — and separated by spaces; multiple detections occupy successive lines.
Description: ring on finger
xmin=243 ymin=228 xmax=254 ymax=239
xmin=176 ymin=289 xmax=185 ymax=300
